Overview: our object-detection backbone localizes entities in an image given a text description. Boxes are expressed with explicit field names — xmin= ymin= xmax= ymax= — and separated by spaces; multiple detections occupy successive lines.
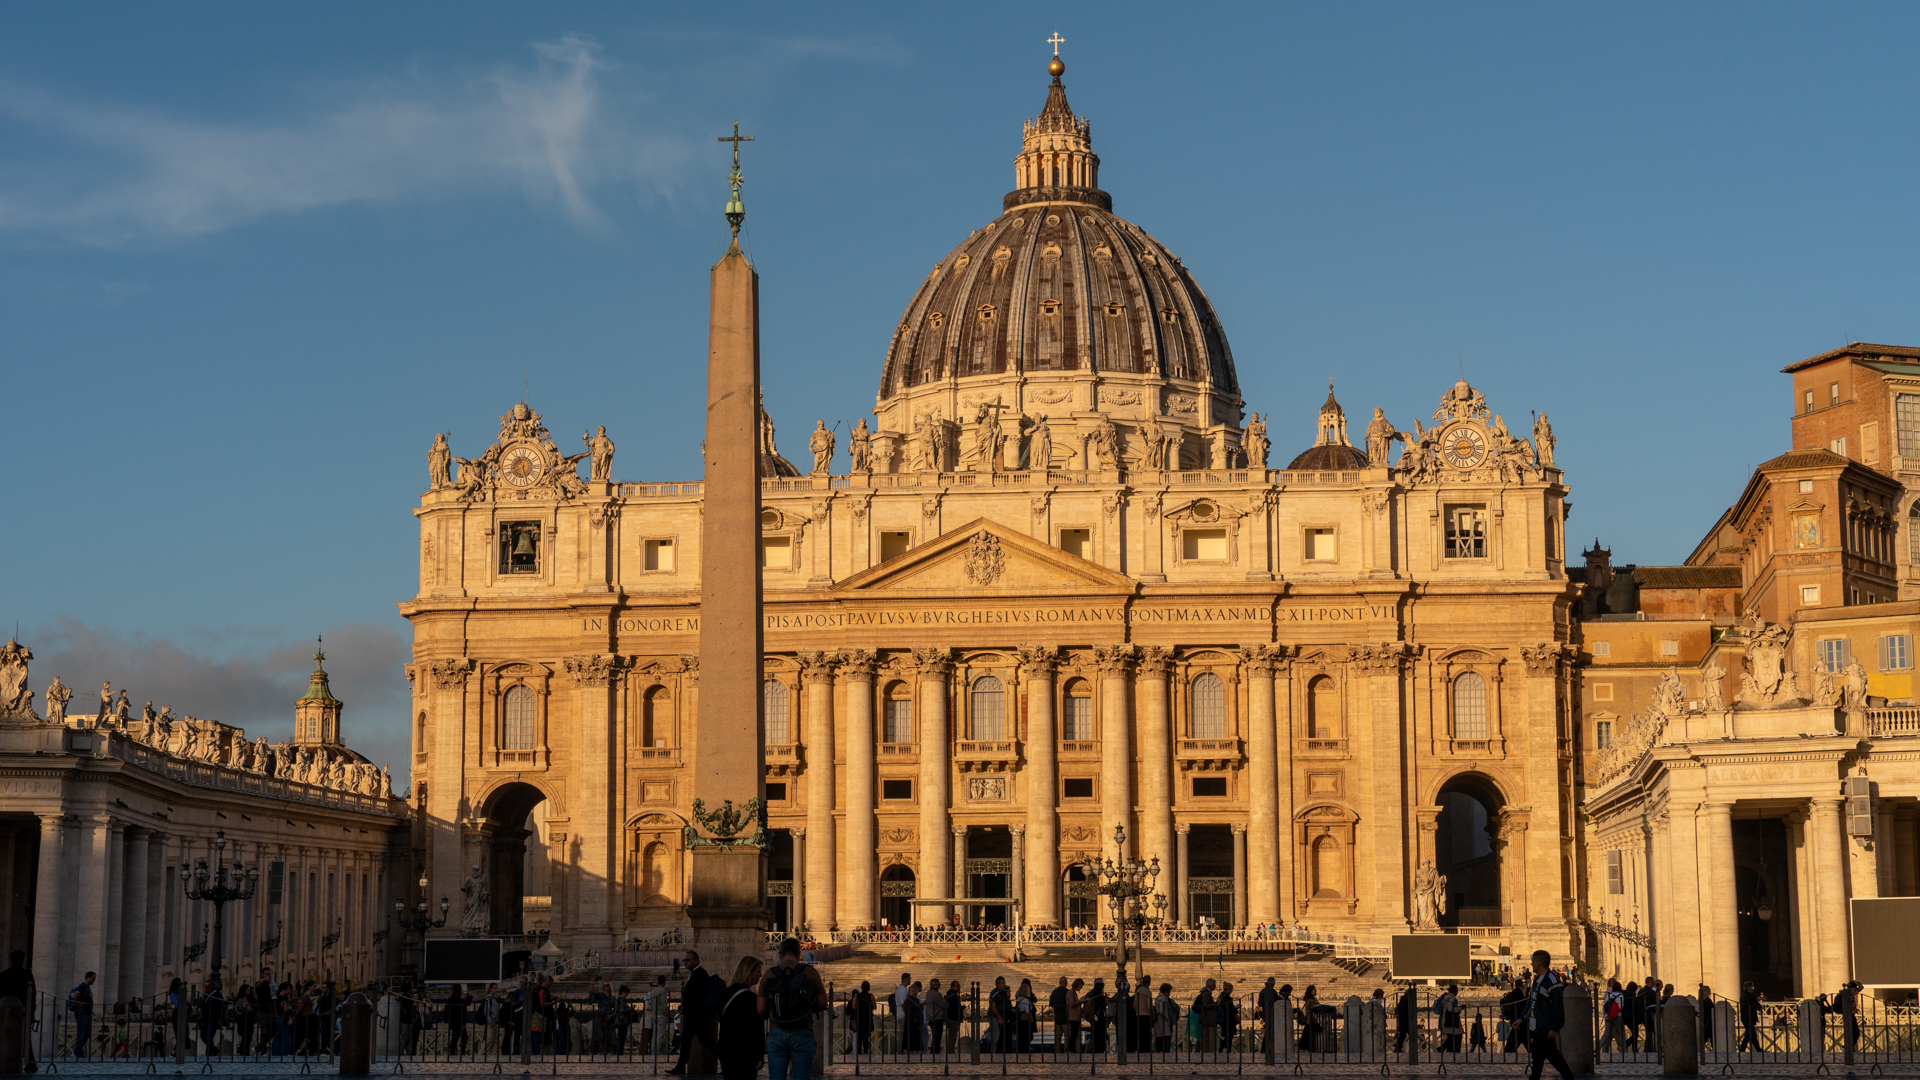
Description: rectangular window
xmin=1805 ymin=388 xmax=1816 ymax=413
xmin=1606 ymin=850 xmax=1623 ymax=894
xmin=1801 ymin=585 xmax=1821 ymax=605
xmin=1444 ymin=505 xmax=1488 ymax=559
xmin=1593 ymin=642 xmax=1611 ymax=658
xmin=1832 ymin=437 xmax=1848 ymax=457
xmin=1881 ymin=634 xmax=1913 ymax=672
xmin=1062 ymin=777 xmax=1094 ymax=799
xmin=1063 ymin=696 xmax=1093 ymax=741
xmin=1899 ymin=394 xmax=1920 ymax=458
xmin=499 ymin=521 xmax=541 ymax=575
xmin=1595 ymin=721 xmax=1612 ymax=749
xmin=1660 ymin=640 xmax=1680 ymax=657
xmin=763 ymin=680 xmax=791 ymax=744
xmin=1059 ymin=528 xmax=1091 ymax=560
xmin=643 ymin=538 xmax=675 ymax=572
xmin=881 ymin=779 xmax=913 ymax=800
xmin=1192 ymin=777 xmax=1228 ymax=798
xmin=763 ymin=782 xmax=787 ymax=802
xmin=1818 ymin=637 xmax=1851 ymax=672
xmin=760 ymin=536 xmax=792 ymax=570
xmin=1593 ymin=683 xmax=1614 ymax=702
xmin=1831 ymin=381 xmax=1842 ymax=406
xmin=879 ymin=531 xmax=912 ymax=562
xmin=1864 ymin=421 xmax=1881 ymax=466
xmin=883 ymin=699 xmax=913 ymax=743
xmin=1181 ymin=528 xmax=1228 ymax=561
xmin=1799 ymin=479 xmax=1814 ymax=493
xmin=1304 ymin=528 xmax=1336 ymax=561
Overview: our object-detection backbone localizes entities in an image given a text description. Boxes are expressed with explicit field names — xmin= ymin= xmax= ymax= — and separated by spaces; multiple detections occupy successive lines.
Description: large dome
xmin=873 ymin=57 xmax=1243 ymax=469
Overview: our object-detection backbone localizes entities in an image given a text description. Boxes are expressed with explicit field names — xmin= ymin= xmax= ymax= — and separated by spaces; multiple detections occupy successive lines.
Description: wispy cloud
xmin=24 ymin=617 xmax=414 ymax=782
xmin=0 ymin=34 xmax=695 ymax=245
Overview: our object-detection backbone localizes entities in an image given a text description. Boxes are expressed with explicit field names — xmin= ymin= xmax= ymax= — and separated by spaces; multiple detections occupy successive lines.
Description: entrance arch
xmin=880 ymin=864 xmax=917 ymax=928
xmin=478 ymin=781 xmax=550 ymax=936
xmin=1432 ymin=772 xmax=1505 ymax=927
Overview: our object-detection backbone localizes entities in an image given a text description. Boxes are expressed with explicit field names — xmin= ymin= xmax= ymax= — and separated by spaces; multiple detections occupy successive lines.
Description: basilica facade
xmin=403 ymin=56 xmax=1584 ymax=962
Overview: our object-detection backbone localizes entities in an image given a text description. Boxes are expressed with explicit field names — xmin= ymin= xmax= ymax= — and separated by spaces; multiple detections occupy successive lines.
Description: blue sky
xmin=5 ymin=3 xmax=1918 ymax=778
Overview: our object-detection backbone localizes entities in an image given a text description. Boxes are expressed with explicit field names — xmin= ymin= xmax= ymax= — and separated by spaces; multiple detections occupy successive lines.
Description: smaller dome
xmin=1286 ymin=443 xmax=1369 ymax=471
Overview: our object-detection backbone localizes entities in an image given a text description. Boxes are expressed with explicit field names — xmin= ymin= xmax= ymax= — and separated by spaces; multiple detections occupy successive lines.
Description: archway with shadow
xmin=479 ymin=781 xmax=549 ymax=939
xmin=1433 ymin=773 xmax=1505 ymax=928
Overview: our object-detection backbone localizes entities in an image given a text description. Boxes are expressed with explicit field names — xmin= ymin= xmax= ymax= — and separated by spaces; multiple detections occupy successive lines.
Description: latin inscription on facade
xmin=589 ymin=603 xmax=1395 ymax=634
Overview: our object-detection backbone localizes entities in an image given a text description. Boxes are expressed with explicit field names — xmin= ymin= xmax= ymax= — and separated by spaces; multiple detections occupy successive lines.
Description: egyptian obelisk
xmin=689 ymin=123 xmax=769 ymax=974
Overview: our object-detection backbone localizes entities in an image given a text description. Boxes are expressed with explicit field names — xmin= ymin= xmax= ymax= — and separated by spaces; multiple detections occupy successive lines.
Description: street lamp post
xmin=1092 ymin=824 xmax=1163 ymax=985
xmin=178 ymin=831 xmax=260 ymax=990
xmin=394 ymin=872 xmax=451 ymax=938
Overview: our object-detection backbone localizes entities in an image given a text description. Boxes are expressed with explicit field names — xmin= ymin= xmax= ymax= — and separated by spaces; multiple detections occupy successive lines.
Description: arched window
xmin=1307 ymin=676 xmax=1339 ymax=741
xmin=503 ymin=686 xmax=537 ymax=751
xmin=1062 ymin=679 xmax=1093 ymax=741
xmin=1190 ymin=673 xmax=1226 ymax=738
xmin=970 ymin=676 xmax=1006 ymax=741
xmin=1908 ymin=503 xmax=1920 ymax=566
xmin=763 ymin=679 xmax=791 ymax=744
xmin=883 ymin=682 xmax=913 ymax=744
xmin=1452 ymin=672 xmax=1489 ymax=740
xmin=1312 ymin=836 xmax=1343 ymax=898
xmin=642 ymin=686 xmax=671 ymax=748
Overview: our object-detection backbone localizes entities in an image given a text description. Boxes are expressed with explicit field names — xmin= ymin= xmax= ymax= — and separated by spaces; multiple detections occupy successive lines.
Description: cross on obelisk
xmin=1048 ymin=32 xmax=1065 ymax=56
xmin=718 ymin=121 xmax=754 ymax=237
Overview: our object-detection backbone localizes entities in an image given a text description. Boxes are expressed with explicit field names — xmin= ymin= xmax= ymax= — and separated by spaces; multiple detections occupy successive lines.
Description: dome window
xmin=928 ymin=312 xmax=944 ymax=330
xmin=1105 ymin=302 xmax=1126 ymax=318
xmin=1040 ymin=299 xmax=1060 ymax=318
xmin=977 ymin=304 xmax=997 ymax=322
xmin=1045 ymin=214 xmax=1060 ymax=227
xmin=955 ymin=254 xmax=970 ymax=268
xmin=1094 ymin=243 xmax=1113 ymax=260
xmin=1162 ymin=309 xmax=1182 ymax=324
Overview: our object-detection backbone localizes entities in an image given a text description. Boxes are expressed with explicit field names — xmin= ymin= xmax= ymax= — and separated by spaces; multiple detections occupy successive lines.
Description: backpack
xmin=767 ymin=966 xmax=813 ymax=1028
xmin=1606 ymin=995 xmax=1622 ymax=1020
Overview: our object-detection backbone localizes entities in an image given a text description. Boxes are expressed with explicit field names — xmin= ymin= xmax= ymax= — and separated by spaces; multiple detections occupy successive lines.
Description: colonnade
xmin=795 ymin=644 xmax=1300 ymax=931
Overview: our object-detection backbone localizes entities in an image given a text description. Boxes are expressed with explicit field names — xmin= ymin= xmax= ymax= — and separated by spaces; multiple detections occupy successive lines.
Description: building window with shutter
xmin=1882 ymin=634 xmax=1913 ymax=672
xmin=1606 ymin=850 xmax=1624 ymax=894
xmin=1595 ymin=720 xmax=1612 ymax=749
xmin=1818 ymin=638 xmax=1852 ymax=672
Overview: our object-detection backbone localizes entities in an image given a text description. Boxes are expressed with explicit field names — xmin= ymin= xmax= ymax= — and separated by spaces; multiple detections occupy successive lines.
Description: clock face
xmin=500 ymin=446 xmax=544 ymax=487
xmin=1441 ymin=426 xmax=1488 ymax=469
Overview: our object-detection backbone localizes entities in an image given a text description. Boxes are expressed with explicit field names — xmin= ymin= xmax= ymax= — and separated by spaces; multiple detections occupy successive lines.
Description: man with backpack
xmin=758 ymin=938 xmax=826 ymax=1080
xmin=67 ymin=972 xmax=96 ymax=1059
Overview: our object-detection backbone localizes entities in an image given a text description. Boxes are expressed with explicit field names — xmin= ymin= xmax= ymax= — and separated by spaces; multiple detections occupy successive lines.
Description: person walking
xmin=851 ymin=983 xmax=874 ymax=1055
xmin=902 ymin=983 xmax=926 ymax=1052
xmin=942 ymin=979 xmax=961 ymax=1053
xmin=0 ymin=951 xmax=35 ymax=1070
xmin=1438 ymin=982 xmax=1463 ymax=1053
xmin=67 ymin=972 xmax=96 ymax=1059
xmin=1014 ymin=979 xmax=1034 ymax=1053
xmin=1217 ymin=982 xmax=1240 ymax=1052
xmin=667 ymin=949 xmax=719 ymax=1076
xmin=758 ymin=938 xmax=826 ymax=1080
xmin=717 ymin=956 xmax=765 ymax=1080
xmin=1523 ymin=951 xmax=1573 ymax=1080
xmin=1297 ymin=985 xmax=1321 ymax=1053
xmin=1153 ymin=983 xmax=1178 ymax=1054
xmin=1736 ymin=982 xmax=1760 ymax=1052
xmin=1192 ymin=979 xmax=1216 ymax=1055
xmin=924 ymin=979 xmax=946 ymax=1056
xmin=1621 ymin=981 xmax=1641 ymax=1050
xmin=987 ymin=977 xmax=1010 ymax=1053
xmin=1134 ymin=974 xmax=1155 ymax=1054
xmin=1256 ymin=978 xmax=1278 ymax=1056
xmin=1393 ymin=983 xmax=1417 ymax=1053
xmin=1086 ymin=978 xmax=1109 ymax=1053
xmin=1064 ymin=978 xmax=1084 ymax=1053
xmin=643 ymin=976 xmax=670 ymax=1056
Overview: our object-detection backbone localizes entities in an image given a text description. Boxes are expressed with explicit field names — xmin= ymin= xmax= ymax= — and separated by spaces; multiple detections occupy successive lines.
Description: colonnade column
xmin=31 ymin=814 xmax=65 ymax=994
xmin=1136 ymin=649 xmax=1174 ymax=896
xmin=1241 ymin=646 xmax=1281 ymax=926
xmin=1176 ymin=824 xmax=1191 ymax=927
xmin=1231 ymin=824 xmax=1248 ymax=929
xmin=799 ymin=651 xmax=839 ymax=930
xmin=102 ymin=822 xmax=126 ymax=998
xmin=1810 ymin=798 xmax=1852 ymax=988
xmin=564 ymin=653 xmax=620 ymax=950
xmin=1274 ymin=652 xmax=1297 ymax=923
xmin=790 ymin=829 xmax=807 ymax=935
xmin=1094 ymin=645 xmax=1136 ymax=884
xmin=952 ymin=826 xmax=968 ymax=923
xmin=1016 ymin=648 xmax=1060 ymax=927
xmin=120 ymin=827 xmax=151 ymax=1003
xmin=72 ymin=815 xmax=111 ymax=992
xmin=1010 ymin=825 xmax=1026 ymax=928
xmin=1704 ymin=801 xmax=1741 ymax=992
xmin=840 ymin=651 xmax=879 ymax=929
xmin=914 ymin=649 xmax=953 ymax=926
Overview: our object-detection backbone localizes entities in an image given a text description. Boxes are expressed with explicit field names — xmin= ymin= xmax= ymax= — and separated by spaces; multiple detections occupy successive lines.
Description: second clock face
xmin=500 ymin=447 xmax=544 ymax=487
xmin=1441 ymin=426 xmax=1488 ymax=469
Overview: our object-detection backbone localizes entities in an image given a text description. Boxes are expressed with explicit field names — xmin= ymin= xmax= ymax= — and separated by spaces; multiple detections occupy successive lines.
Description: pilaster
xmin=914 ymin=648 xmax=953 ymax=926
xmin=840 ymin=651 xmax=879 ymax=928
xmin=1016 ymin=647 xmax=1060 ymax=927
xmin=1240 ymin=645 xmax=1283 ymax=926
xmin=1136 ymin=647 xmax=1174 ymax=893
xmin=565 ymin=652 xmax=624 ymax=950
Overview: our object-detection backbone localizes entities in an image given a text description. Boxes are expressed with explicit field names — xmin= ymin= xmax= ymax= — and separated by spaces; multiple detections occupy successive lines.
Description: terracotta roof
xmin=1755 ymin=448 xmax=1851 ymax=472
xmin=1781 ymin=342 xmax=1920 ymax=373
xmin=1632 ymin=566 xmax=1742 ymax=589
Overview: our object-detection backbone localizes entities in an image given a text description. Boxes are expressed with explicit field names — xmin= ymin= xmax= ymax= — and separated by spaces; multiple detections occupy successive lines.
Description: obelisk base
xmin=689 ymin=847 xmax=769 ymax=973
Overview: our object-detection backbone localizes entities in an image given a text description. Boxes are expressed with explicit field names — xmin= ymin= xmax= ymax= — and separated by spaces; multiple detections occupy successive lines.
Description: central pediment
xmin=834 ymin=518 xmax=1136 ymax=595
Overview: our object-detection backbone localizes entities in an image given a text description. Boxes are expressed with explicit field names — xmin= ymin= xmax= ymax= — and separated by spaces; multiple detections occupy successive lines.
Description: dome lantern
xmin=1008 ymin=48 xmax=1107 ymax=213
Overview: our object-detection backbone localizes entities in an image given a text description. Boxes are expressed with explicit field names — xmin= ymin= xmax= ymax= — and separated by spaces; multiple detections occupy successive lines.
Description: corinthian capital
xmin=1136 ymin=646 xmax=1174 ymax=677
xmin=1014 ymin=645 xmax=1059 ymax=677
xmin=564 ymin=653 xmax=626 ymax=688
xmin=1093 ymin=644 xmax=1137 ymax=675
xmin=1521 ymin=642 xmax=1570 ymax=676
xmin=838 ymin=649 xmax=879 ymax=680
xmin=797 ymin=650 xmax=842 ymax=683
xmin=427 ymin=658 xmax=473 ymax=690
xmin=1346 ymin=642 xmax=1411 ymax=675
xmin=1237 ymin=643 xmax=1289 ymax=676
xmin=910 ymin=647 xmax=953 ymax=678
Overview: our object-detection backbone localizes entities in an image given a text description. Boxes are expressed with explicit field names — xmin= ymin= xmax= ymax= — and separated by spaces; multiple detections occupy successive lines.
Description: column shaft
xmin=1136 ymin=655 xmax=1173 ymax=893
xmin=1010 ymin=826 xmax=1027 ymax=928
xmin=791 ymin=829 xmax=807 ymax=933
xmin=1810 ymin=798 xmax=1851 ymax=987
xmin=952 ymin=827 xmax=968 ymax=923
xmin=102 ymin=823 xmax=125 ymax=998
xmin=1704 ymin=802 xmax=1740 ymax=992
xmin=1176 ymin=826 xmax=1191 ymax=927
xmin=801 ymin=656 xmax=837 ymax=929
xmin=73 ymin=817 xmax=110 ymax=992
xmin=568 ymin=657 xmax=618 ymax=949
xmin=1097 ymin=647 xmax=1136 ymax=887
xmin=1274 ymin=662 xmax=1296 ymax=923
xmin=1019 ymin=653 xmax=1060 ymax=927
xmin=121 ymin=829 xmax=150 ymax=1003
xmin=1244 ymin=652 xmax=1280 ymax=925
xmin=31 ymin=815 xmax=65 ymax=994
xmin=841 ymin=659 xmax=878 ymax=928
xmin=916 ymin=657 xmax=952 ymax=926
xmin=1231 ymin=825 xmax=1248 ymax=929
